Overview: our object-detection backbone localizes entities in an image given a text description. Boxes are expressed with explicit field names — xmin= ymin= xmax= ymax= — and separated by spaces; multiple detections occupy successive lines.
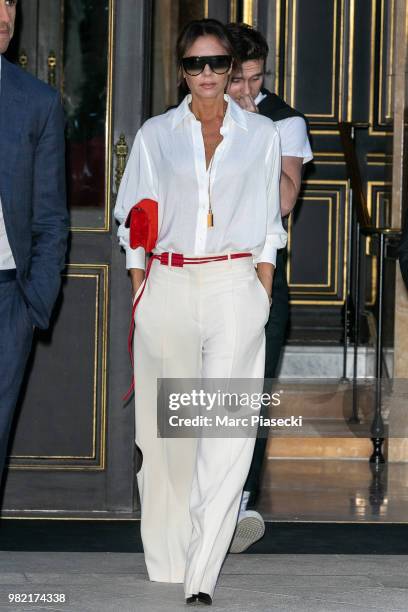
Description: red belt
xmin=123 ymin=252 xmax=252 ymax=401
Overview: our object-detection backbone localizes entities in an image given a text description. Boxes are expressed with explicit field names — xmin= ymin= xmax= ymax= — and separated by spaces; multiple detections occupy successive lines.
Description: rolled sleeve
xmin=114 ymin=129 xmax=157 ymax=270
xmin=254 ymin=242 xmax=278 ymax=267
xmin=278 ymin=116 xmax=313 ymax=164
xmin=125 ymin=245 xmax=146 ymax=270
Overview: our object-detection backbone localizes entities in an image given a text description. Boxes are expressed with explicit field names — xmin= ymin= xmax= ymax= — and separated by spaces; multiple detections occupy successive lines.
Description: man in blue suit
xmin=399 ymin=211 xmax=408 ymax=288
xmin=0 ymin=0 xmax=68 ymax=481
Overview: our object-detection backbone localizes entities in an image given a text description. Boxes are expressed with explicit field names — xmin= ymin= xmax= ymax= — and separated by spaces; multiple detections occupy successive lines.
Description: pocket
xmin=255 ymin=275 xmax=271 ymax=313
xmin=18 ymin=290 xmax=34 ymax=331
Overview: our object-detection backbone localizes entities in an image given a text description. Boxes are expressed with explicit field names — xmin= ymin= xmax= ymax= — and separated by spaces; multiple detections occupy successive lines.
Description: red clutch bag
xmin=124 ymin=198 xmax=158 ymax=253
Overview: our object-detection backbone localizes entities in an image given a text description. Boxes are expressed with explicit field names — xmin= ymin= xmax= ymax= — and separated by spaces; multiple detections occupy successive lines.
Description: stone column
xmin=388 ymin=0 xmax=408 ymax=461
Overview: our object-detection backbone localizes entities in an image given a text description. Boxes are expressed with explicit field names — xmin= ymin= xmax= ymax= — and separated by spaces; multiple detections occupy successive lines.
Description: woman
xmin=114 ymin=18 xmax=286 ymax=605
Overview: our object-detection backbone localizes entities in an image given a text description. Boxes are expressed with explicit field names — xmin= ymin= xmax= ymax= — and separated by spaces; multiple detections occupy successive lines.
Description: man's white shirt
xmin=0 ymin=55 xmax=16 ymax=270
xmin=254 ymin=91 xmax=313 ymax=163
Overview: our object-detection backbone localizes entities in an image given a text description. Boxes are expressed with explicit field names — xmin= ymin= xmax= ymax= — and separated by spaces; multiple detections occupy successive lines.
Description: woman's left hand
xmin=261 ymin=283 xmax=272 ymax=306
xmin=256 ymin=262 xmax=274 ymax=305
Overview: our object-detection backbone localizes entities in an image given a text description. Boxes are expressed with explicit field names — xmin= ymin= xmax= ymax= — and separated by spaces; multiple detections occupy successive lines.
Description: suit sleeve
xmin=25 ymin=91 xmax=69 ymax=329
xmin=114 ymin=128 xmax=158 ymax=271
xmin=399 ymin=210 xmax=408 ymax=288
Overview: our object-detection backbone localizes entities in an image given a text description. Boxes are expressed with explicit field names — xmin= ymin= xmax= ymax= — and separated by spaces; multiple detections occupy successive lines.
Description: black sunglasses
xmin=182 ymin=55 xmax=232 ymax=76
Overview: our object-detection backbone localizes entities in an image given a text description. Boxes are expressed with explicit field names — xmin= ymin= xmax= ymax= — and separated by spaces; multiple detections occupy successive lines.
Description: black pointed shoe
xmin=186 ymin=594 xmax=198 ymax=604
xmin=197 ymin=592 xmax=212 ymax=605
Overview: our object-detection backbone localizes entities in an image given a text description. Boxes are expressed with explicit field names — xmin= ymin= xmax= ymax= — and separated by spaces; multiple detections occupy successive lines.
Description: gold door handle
xmin=47 ymin=51 xmax=57 ymax=87
xmin=114 ymin=134 xmax=129 ymax=194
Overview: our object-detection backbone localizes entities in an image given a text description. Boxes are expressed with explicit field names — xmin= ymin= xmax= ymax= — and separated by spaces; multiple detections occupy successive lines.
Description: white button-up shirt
xmin=114 ymin=94 xmax=287 ymax=270
xmin=0 ymin=55 xmax=17 ymax=270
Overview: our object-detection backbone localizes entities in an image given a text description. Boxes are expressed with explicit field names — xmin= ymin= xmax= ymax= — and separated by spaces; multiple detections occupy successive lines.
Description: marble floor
xmin=1 ymin=459 xmax=407 ymax=524
xmin=1 ymin=460 xmax=408 ymax=610
xmin=257 ymin=459 xmax=408 ymax=522
xmin=1 ymin=551 xmax=408 ymax=611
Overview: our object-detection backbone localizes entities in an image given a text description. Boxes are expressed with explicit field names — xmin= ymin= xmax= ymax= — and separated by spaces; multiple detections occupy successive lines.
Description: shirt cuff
xmin=253 ymin=246 xmax=277 ymax=267
xmin=125 ymin=246 xmax=146 ymax=270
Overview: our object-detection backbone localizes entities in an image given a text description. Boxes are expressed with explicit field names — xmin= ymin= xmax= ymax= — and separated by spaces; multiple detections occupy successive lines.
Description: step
xmin=266 ymin=437 xmax=372 ymax=460
xmin=277 ymin=345 xmax=393 ymax=379
xmin=266 ymin=345 xmax=392 ymax=459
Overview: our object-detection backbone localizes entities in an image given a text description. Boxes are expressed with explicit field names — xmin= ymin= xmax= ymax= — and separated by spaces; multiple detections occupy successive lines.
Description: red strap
xmin=159 ymin=253 xmax=252 ymax=267
xmin=122 ymin=255 xmax=158 ymax=402
xmin=182 ymin=253 xmax=251 ymax=264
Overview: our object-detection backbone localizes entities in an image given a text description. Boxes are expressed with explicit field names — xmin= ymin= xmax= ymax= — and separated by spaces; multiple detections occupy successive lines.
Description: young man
xmin=0 ymin=0 xmax=68 ymax=483
xmin=226 ymin=23 xmax=313 ymax=552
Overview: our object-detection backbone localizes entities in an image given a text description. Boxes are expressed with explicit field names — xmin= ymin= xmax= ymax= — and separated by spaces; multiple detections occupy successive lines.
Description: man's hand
xmin=235 ymin=94 xmax=259 ymax=114
xmin=130 ymin=268 xmax=145 ymax=301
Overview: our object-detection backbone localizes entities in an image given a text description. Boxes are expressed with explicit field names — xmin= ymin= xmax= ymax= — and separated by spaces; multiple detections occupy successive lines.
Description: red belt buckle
xmin=172 ymin=253 xmax=184 ymax=267
xmin=160 ymin=252 xmax=184 ymax=267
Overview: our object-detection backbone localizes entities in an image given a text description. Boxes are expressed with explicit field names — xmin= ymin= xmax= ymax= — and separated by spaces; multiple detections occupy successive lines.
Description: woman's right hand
xmin=130 ymin=268 xmax=145 ymax=301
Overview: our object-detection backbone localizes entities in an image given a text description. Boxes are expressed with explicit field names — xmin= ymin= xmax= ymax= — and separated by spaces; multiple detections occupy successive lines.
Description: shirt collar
xmin=171 ymin=93 xmax=248 ymax=131
xmin=254 ymin=90 xmax=267 ymax=106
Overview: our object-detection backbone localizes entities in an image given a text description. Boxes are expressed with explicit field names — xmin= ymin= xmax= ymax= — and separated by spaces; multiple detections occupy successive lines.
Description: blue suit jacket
xmin=399 ymin=210 xmax=408 ymax=289
xmin=0 ymin=56 xmax=69 ymax=329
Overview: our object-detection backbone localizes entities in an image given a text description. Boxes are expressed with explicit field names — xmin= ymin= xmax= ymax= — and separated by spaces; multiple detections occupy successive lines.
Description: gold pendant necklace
xmin=207 ymin=155 xmax=215 ymax=228
xmin=190 ymin=100 xmax=227 ymax=230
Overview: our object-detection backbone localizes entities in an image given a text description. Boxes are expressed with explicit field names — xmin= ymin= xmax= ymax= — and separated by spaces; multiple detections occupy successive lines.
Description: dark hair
xmin=225 ymin=23 xmax=269 ymax=65
xmin=176 ymin=18 xmax=234 ymax=66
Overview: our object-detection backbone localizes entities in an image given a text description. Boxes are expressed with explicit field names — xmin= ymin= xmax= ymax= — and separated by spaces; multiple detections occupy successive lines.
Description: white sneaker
xmin=229 ymin=510 xmax=265 ymax=553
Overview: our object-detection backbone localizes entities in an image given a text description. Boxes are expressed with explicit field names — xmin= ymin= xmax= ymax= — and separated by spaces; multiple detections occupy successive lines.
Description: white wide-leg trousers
xmin=133 ymin=254 xmax=270 ymax=598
